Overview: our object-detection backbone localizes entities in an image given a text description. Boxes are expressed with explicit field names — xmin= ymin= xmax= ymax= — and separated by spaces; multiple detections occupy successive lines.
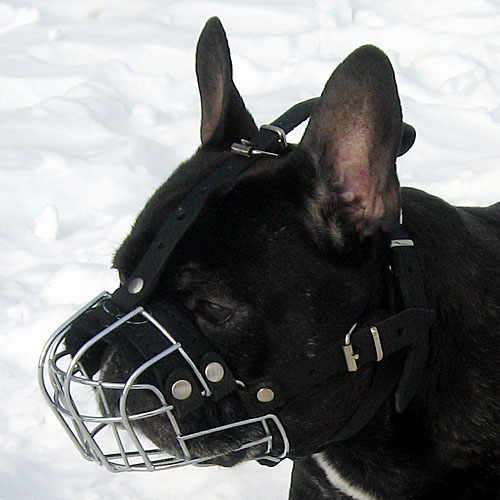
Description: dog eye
xmin=198 ymin=300 xmax=234 ymax=325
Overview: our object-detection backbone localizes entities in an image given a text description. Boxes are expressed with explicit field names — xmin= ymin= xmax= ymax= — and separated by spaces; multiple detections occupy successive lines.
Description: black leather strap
xmin=331 ymin=354 xmax=402 ymax=442
xmin=270 ymin=97 xmax=318 ymax=133
xmin=112 ymin=152 xmax=256 ymax=310
xmin=390 ymin=226 xmax=433 ymax=412
xmin=239 ymin=307 xmax=435 ymax=416
xmin=330 ymin=227 xmax=435 ymax=440
xmin=350 ymin=308 xmax=434 ymax=368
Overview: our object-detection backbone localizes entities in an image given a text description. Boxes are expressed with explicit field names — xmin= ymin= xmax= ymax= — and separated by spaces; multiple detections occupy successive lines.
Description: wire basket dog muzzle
xmin=39 ymin=291 xmax=289 ymax=472
xmin=38 ymin=99 xmax=320 ymax=473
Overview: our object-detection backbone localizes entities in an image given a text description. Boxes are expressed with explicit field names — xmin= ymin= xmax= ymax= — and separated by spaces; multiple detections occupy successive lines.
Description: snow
xmin=2 ymin=1 xmax=500 ymax=499
xmin=34 ymin=204 xmax=59 ymax=240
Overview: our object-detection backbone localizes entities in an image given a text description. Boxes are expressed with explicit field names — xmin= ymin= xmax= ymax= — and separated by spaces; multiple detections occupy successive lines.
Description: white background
xmin=3 ymin=1 xmax=500 ymax=499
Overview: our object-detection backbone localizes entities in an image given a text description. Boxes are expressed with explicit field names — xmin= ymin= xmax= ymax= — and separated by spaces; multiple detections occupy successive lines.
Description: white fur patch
xmin=314 ymin=452 xmax=378 ymax=500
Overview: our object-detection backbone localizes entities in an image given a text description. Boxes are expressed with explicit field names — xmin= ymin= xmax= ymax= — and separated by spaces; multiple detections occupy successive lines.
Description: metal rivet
xmin=204 ymin=362 xmax=225 ymax=383
xmin=128 ymin=278 xmax=144 ymax=295
xmin=256 ymin=388 xmax=275 ymax=403
xmin=171 ymin=380 xmax=192 ymax=400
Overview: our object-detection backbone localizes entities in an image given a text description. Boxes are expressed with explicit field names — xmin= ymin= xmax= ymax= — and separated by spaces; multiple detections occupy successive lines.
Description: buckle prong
xmin=230 ymin=141 xmax=279 ymax=158
xmin=343 ymin=324 xmax=360 ymax=372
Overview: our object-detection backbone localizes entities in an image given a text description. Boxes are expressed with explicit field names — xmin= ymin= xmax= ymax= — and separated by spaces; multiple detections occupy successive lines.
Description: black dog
xmin=104 ymin=17 xmax=500 ymax=499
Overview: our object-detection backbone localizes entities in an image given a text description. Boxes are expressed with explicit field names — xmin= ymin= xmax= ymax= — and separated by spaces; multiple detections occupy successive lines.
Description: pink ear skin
xmin=300 ymin=45 xmax=403 ymax=241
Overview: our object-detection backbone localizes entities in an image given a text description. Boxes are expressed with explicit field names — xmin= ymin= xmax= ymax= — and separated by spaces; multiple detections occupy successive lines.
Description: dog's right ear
xmin=299 ymin=45 xmax=404 ymax=247
xmin=196 ymin=17 xmax=257 ymax=149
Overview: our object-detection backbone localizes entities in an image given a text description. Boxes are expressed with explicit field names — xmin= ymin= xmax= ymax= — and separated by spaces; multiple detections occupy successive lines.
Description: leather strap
xmin=330 ymin=354 xmax=402 ymax=442
xmin=248 ymin=228 xmax=435 ymax=440
xmin=390 ymin=226 xmax=433 ymax=412
xmin=329 ymin=227 xmax=435 ymax=441
xmin=240 ymin=307 xmax=435 ymax=417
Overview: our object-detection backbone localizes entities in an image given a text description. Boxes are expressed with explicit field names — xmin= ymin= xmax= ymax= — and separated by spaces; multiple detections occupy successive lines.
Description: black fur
xmin=111 ymin=18 xmax=499 ymax=499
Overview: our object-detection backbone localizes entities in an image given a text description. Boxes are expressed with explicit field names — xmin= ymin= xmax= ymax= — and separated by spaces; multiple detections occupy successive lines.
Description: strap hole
xmin=397 ymin=328 xmax=405 ymax=337
xmin=176 ymin=206 xmax=186 ymax=220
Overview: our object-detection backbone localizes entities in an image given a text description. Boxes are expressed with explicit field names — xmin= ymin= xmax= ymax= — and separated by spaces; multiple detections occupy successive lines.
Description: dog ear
xmin=300 ymin=45 xmax=403 ymax=245
xmin=196 ymin=17 xmax=257 ymax=148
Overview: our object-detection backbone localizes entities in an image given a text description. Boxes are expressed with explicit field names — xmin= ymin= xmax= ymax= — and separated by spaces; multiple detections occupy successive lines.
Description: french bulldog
xmin=69 ymin=17 xmax=500 ymax=500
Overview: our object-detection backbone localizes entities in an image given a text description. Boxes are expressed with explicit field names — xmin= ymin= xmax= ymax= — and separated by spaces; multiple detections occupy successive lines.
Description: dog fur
xmin=110 ymin=18 xmax=500 ymax=499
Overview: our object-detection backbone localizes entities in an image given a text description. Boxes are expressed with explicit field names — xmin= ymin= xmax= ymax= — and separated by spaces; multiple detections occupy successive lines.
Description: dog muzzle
xmin=38 ymin=291 xmax=289 ymax=472
xmin=37 ymin=101 xmax=321 ymax=473
xmin=38 ymin=100 xmax=323 ymax=473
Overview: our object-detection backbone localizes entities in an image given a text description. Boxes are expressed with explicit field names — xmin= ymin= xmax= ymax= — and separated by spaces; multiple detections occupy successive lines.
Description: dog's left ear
xmin=300 ymin=45 xmax=403 ymax=244
xmin=196 ymin=17 xmax=257 ymax=148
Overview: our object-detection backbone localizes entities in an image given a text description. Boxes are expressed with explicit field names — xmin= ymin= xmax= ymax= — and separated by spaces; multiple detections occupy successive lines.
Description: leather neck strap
xmin=328 ymin=227 xmax=435 ymax=443
xmin=246 ymin=228 xmax=435 ymax=420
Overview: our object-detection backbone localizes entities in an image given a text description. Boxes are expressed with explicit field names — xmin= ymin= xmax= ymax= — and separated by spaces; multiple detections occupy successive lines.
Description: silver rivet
xmin=204 ymin=362 xmax=225 ymax=383
xmin=171 ymin=379 xmax=192 ymax=400
xmin=128 ymin=278 xmax=144 ymax=295
xmin=256 ymin=387 xmax=275 ymax=403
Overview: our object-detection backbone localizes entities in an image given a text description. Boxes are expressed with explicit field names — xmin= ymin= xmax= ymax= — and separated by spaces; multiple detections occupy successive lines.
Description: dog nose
xmin=63 ymin=308 xmax=109 ymax=377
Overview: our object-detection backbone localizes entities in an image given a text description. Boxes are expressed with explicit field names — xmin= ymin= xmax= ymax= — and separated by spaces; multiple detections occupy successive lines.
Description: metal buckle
xmin=369 ymin=326 xmax=384 ymax=362
xmin=260 ymin=124 xmax=287 ymax=150
xmin=230 ymin=124 xmax=287 ymax=158
xmin=343 ymin=324 xmax=384 ymax=372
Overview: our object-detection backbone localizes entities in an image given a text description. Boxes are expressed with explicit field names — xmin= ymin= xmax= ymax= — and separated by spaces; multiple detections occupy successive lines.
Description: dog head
xmin=60 ymin=17 xmax=414 ymax=467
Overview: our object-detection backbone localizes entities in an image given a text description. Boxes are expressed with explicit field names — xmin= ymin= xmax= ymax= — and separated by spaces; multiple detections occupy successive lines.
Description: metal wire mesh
xmin=38 ymin=293 xmax=289 ymax=472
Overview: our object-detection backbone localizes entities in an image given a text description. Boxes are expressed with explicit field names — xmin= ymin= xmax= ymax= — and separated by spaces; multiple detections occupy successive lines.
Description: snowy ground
xmin=3 ymin=1 xmax=500 ymax=499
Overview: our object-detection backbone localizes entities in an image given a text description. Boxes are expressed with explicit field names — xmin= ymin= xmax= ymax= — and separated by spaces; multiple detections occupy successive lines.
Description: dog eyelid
xmin=197 ymin=300 xmax=234 ymax=325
